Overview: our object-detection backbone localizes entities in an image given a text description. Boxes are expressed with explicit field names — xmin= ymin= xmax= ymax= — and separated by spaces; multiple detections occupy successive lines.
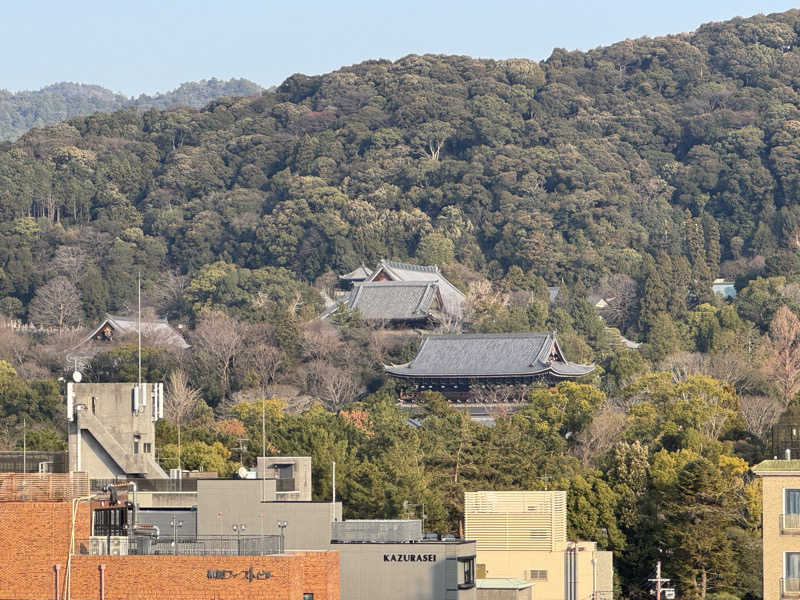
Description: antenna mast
xmin=138 ymin=271 xmax=142 ymax=392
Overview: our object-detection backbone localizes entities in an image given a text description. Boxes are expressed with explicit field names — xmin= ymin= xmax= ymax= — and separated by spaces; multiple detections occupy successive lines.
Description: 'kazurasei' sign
xmin=383 ymin=553 xmax=437 ymax=563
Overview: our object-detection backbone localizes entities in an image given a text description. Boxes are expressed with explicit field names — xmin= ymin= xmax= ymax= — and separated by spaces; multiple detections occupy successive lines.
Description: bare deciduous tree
xmin=765 ymin=305 xmax=800 ymax=408
xmin=306 ymin=360 xmax=360 ymax=411
xmin=28 ymin=276 xmax=83 ymax=329
xmin=146 ymin=271 xmax=188 ymax=319
xmin=0 ymin=322 xmax=31 ymax=370
xmin=574 ymin=405 xmax=627 ymax=465
xmin=164 ymin=369 xmax=201 ymax=426
xmin=661 ymin=350 xmax=763 ymax=395
xmin=164 ymin=369 xmax=202 ymax=472
xmin=302 ymin=320 xmax=342 ymax=362
xmin=52 ymin=246 xmax=88 ymax=282
xmin=191 ymin=310 xmax=243 ymax=402
xmin=593 ymin=273 xmax=638 ymax=329
xmin=245 ymin=342 xmax=284 ymax=398
xmin=739 ymin=394 xmax=781 ymax=439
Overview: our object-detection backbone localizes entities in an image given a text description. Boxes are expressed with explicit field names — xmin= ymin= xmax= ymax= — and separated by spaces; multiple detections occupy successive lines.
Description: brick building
xmin=0 ymin=474 xmax=339 ymax=600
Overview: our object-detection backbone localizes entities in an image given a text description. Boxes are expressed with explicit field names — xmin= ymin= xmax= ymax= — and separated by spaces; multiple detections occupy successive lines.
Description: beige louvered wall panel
xmin=464 ymin=491 xmax=567 ymax=551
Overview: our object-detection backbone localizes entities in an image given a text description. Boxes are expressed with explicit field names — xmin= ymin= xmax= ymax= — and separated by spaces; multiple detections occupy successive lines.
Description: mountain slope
xmin=1 ymin=10 xmax=800 ymax=335
xmin=0 ymin=78 xmax=263 ymax=141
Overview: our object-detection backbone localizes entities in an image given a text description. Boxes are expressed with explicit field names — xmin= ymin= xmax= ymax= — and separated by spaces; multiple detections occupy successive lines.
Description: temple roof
xmin=78 ymin=314 xmax=190 ymax=350
xmin=369 ymin=260 xmax=465 ymax=316
xmin=343 ymin=281 xmax=442 ymax=321
xmin=339 ymin=265 xmax=373 ymax=281
xmin=385 ymin=332 xmax=594 ymax=379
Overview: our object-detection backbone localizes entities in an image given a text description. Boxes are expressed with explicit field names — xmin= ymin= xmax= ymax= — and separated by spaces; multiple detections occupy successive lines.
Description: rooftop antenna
xmin=137 ymin=271 xmax=142 ymax=394
xmin=331 ymin=460 xmax=337 ymax=522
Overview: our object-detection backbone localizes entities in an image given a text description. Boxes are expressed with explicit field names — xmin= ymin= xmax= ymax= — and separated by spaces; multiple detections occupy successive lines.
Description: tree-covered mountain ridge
xmin=3 ymin=9 xmax=800 ymax=335
xmin=0 ymin=78 xmax=264 ymax=141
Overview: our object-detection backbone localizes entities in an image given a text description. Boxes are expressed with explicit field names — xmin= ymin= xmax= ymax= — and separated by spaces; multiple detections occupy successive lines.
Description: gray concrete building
xmin=195 ymin=478 xmax=342 ymax=550
xmin=332 ymin=520 xmax=476 ymax=600
xmin=67 ymin=382 xmax=166 ymax=479
xmin=256 ymin=456 xmax=313 ymax=501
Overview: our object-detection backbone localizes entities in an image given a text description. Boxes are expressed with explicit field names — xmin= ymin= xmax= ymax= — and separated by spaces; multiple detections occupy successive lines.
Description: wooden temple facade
xmin=385 ymin=332 xmax=594 ymax=401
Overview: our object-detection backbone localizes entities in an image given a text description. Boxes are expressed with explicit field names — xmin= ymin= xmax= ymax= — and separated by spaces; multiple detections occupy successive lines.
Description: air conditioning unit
xmin=88 ymin=536 xmax=129 ymax=555
xmin=109 ymin=537 xmax=128 ymax=555
xmin=89 ymin=537 xmax=105 ymax=555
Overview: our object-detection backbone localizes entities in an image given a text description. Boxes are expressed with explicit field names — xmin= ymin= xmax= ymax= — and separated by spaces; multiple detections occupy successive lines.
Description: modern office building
xmin=67 ymin=381 xmax=166 ymax=479
xmin=465 ymin=491 xmax=613 ymax=600
xmin=753 ymin=458 xmax=800 ymax=598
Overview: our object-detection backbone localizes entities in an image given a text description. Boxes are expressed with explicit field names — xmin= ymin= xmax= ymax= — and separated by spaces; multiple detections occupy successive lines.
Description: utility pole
xmin=648 ymin=561 xmax=670 ymax=599
xmin=236 ymin=438 xmax=249 ymax=465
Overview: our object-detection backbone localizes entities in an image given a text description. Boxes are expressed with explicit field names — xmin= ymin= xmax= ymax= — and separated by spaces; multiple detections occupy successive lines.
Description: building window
xmin=787 ymin=553 xmax=800 ymax=592
xmin=144 ymin=442 xmax=152 ymax=453
xmin=303 ymin=594 xmax=314 ymax=600
xmin=530 ymin=570 xmax=548 ymax=581
xmin=458 ymin=556 xmax=475 ymax=589
xmin=786 ymin=490 xmax=800 ymax=530
xmin=133 ymin=441 xmax=139 ymax=454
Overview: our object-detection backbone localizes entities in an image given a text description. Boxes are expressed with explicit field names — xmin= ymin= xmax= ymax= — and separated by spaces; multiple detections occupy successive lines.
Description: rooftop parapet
xmin=0 ymin=472 xmax=89 ymax=501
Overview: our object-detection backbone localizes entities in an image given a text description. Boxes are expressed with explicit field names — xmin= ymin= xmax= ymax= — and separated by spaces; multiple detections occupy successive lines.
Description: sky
xmin=1 ymin=0 xmax=798 ymax=96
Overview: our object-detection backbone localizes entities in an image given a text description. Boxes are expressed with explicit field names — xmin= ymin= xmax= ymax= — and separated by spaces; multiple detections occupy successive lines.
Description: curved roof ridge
xmin=382 ymin=259 xmax=439 ymax=273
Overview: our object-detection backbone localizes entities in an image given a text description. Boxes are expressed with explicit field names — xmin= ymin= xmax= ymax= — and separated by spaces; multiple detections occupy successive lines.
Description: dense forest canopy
xmin=3 ymin=11 xmax=800 ymax=319
xmin=0 ymin=78 xmax=264 ymax=141
xmin=7 ymin=10 xmax=800 ymax=599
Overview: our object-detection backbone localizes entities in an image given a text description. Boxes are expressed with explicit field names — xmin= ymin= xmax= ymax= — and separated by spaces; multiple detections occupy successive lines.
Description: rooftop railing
xmin=782 ymin=577 xmax=800 ymax=596
xmin=78 ymin=534 xmax=281 ymax=556
xmin=90 ymin=478 xmax=199 ymax=493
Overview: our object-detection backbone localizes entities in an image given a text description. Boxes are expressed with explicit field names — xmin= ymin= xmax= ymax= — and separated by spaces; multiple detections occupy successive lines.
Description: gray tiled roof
xmin=339 ymin=265 xmax=373 ymax=280
xmin=78 ymin=314 xmax=190 ymax=349
xmin=345 ymin=281 xmax=442 ymax=321
xmin=385 ymin=333 xmax=594 ymax=379
xmin=369 ymin=260 xmax=464 ymax=316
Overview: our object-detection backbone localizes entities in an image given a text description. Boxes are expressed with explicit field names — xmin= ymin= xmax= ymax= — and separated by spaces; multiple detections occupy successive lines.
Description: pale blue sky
xmin=0 ymin=1 xmax=797 ymax=96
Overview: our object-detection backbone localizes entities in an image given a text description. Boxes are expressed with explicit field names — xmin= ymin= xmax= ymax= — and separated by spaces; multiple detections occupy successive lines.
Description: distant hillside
xmin=0 ymin=78 xmax=264 ymax=140
xmin=3 ymin=10 xmax=800 ymax=344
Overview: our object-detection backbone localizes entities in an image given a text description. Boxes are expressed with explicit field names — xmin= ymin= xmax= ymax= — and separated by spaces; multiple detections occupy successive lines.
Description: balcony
xmin=782 ymin=577 xmax=800 ymax=596
xmin=782 ymin=514 xmax=800 ymax=534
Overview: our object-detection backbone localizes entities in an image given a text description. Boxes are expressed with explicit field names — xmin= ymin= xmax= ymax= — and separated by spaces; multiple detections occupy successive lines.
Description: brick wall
xmin=69 ymin=552 xmax=339 ymax=600
xmin=0 ymin=500 xmax=91 ymax=599
xmin=0 ymin=501 xmax=339 ymax=600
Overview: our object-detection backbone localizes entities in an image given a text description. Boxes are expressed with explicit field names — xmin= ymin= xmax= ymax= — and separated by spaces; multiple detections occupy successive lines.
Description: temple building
xmin=70 ymin=313 xmax=189 ymax=364
xmin=331 ymin=281 xmax=448 ymax=327
xmin=338 ymin=264 xmax=374 ymax=290
xmin=329 ymin=260 xmax=465 ymax=327
xmin=365 ymin=260 xmax=465 ymax=317
xmin=385 ymin=332 xmax=594 ymax=397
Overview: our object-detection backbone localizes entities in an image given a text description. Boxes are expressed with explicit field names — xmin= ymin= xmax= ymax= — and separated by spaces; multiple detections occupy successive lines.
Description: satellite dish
xmin=237 ymin=466 xmax=248 ymax=479
xmin=72 ymin=370 xmax=82 ymax=383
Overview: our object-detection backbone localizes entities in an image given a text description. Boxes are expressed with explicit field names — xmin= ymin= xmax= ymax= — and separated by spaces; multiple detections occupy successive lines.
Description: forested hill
xmin=3 ymin=10 xmax=800 ymax=338
xmin=0 ymin=78 xmax=263 ymax=141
